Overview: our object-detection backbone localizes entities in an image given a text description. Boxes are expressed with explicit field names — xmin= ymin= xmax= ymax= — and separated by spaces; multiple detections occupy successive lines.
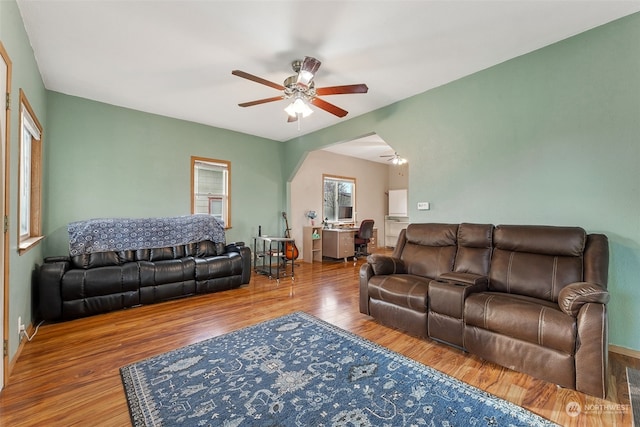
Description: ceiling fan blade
xmin=238 ymin=96 xmax=285 ymax=107
xmin=315 ymin=84 xmax=369 ymax=96
xmin=311 ymin=97 xmax=348 ymax=118
xmin=232 ymin=70 xmax=285 ymax=91
xmin=287 ymin=114 xmax=298 ymax=123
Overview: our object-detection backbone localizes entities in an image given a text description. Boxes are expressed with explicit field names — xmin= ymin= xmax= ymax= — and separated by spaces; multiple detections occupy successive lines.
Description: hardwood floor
xmin=0 ymin=253 xmax=637 ymax=426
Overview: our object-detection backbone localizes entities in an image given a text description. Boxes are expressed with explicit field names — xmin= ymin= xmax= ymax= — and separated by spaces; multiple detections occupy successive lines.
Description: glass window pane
xmin=191 ymin=157 xmax=230 ymax=227
xmin=323 ymin=176 xmax=355 ymax=222
xmin=19 ymin=126 xmax=32 ymax=237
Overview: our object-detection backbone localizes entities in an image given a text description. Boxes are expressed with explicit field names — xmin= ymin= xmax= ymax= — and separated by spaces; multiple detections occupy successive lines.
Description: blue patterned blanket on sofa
xmin=68 ymin=215 xmax=226 ymax=256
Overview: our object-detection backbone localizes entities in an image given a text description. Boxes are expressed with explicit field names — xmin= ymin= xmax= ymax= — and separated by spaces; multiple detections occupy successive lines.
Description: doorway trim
xmin=1 ymin=41 xmax=12 ymax=390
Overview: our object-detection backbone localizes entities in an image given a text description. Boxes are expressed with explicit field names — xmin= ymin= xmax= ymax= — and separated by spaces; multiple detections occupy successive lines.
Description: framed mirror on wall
xmin=323 ymin=174 xmax=356 ymax=224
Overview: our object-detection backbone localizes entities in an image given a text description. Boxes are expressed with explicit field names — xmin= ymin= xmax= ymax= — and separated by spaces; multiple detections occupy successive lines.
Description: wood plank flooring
xmin=0 ymin=253 xmax=637 ymax=426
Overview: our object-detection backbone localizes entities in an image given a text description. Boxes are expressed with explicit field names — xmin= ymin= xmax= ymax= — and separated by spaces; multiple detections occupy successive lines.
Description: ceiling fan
xmin=232 ymin=56 xmax=368 ymax=122
xmin=380 ymin=152 xmax=407 ymax=165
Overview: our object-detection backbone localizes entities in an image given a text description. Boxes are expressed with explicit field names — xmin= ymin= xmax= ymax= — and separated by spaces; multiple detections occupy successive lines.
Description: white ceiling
xmin=16 ymin=0 xmax=640 ymax=162
xmin=321 ymin=133 xmax=397 ymax=164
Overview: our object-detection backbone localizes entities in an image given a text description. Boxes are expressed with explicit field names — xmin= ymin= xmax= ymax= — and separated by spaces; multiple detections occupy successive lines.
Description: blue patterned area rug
xmin=120 ymin=311 xmax=557 ymax=426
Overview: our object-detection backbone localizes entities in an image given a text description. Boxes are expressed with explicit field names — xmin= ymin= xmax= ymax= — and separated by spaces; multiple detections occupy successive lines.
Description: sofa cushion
xmin=194 ymin=252 xmax=243 ymax=280
xmin=136 ymin=246 xmax=182 ymax=262
xmin=402 ymin=243 xmax=457 ymax=279
xmin=139 ymin=258 xmax=197 ymax=286
xmin=367 ymin=274 xmax=432 ymax=313
xmin=405 ymin=223 xmax=457 ymax=246
xmin=465 ymin=292 xmax=576 ymax=354
xmin=401 ymin=224 xmax=458 ymax=278
xmin=490 ymin=224 xmax=586 ymax=302
xmin=196 ymin=240 xmax=225 ymax=257
xmin=60 ymin=263 xmax=140 ymax=319
xmin=71 ymin=250 xmax=135 ymax=269
xmin=490 ymin=250 xmax=583 ymax=301
xmin=453 ymin=223 xmax=493 ymax=276
xmin=493 ymin=225 xmax=586 ymax=257
xmin=62 ymin=263 xmax=140 ymax=299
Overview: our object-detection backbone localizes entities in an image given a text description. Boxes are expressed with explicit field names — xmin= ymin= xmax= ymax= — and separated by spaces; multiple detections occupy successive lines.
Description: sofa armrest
xmin=38 ymin=258 xmax=71 ymax=321
xmin=45 ymin=255 xmax=71 ymax=263
xmin=365 ymin=254 xmax=406 ymax=276
xmin=228 ymin=244 xmax=252 ymax=284
xmin=575 ymin=302 xmax=608 ymax=398
xmin=359 ymin=263 xmax=374 ymax=315
xmin=437 ymin=272 xmax=488 ymax=287
xmin=225 ymin=242 xmax=245 ymax=252
xmin=558 ymin=282 xmax=609 ymax=317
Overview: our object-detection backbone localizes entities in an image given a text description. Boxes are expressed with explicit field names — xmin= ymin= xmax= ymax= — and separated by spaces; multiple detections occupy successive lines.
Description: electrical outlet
xmin=18 ymin=316 xmax=25 ymax=335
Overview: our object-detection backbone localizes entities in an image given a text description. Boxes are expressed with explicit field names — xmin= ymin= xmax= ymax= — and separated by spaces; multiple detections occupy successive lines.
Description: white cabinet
xmin=388 ymin=189 xmax=408 ymax=216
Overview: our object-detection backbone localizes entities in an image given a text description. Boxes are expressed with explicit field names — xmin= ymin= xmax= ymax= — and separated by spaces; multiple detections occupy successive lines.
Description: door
xmin=0 ymin=41 xmax=11 ymax=390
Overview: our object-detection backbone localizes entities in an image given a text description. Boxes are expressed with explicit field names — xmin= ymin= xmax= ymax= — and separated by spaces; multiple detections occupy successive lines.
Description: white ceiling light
xmin=391 ymin=154 xmax=407 ymax=165
xmin=285 ymin=95 xmax=314 ymax=119
xmin=380 ymin=151 xmax=408 ymax=165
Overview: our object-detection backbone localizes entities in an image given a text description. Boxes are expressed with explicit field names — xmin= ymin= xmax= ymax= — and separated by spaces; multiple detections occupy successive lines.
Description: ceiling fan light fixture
xmin=383 ymin=151 xmax=408 ymax=165
xmin=394 ymin=154 xmax=408 ymax=165
xmin=285 ymin=97 xmax=313 ymax=118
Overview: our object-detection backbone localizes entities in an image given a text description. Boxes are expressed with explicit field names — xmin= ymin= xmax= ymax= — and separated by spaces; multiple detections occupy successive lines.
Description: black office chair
xmin=354 ymin=219 xmax=375 ymax=260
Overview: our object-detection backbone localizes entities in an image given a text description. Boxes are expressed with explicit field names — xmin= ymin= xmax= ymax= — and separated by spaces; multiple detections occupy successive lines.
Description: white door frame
xmin=0 ymin=41 xmax=12 ymax=390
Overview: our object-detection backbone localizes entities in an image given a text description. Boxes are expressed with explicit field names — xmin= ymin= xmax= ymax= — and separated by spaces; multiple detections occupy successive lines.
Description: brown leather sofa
xmin=359 ymin=223 xmax=610 ymax=398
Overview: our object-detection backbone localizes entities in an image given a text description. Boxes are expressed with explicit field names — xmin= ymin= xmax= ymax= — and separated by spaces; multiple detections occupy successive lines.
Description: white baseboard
xmin=610 ymin=344 xmax=640 ymax=360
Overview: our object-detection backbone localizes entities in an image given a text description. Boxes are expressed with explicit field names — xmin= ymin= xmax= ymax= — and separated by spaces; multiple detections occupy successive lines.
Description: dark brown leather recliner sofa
xmin=359 ymin=223 xmax=610 ymax=398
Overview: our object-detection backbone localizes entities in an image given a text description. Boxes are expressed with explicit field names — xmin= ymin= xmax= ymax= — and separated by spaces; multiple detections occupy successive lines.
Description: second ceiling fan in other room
xmin=380 ymin=152 xmax=407 ymax=165
xmin=232 ymin=56 xmax=368 ymax=122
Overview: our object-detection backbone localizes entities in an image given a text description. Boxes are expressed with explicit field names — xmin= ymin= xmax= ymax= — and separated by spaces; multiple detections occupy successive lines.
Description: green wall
xmin=285 ymin=13 xmax=640 ymax=351
xmin=1 ymin=0 xmax=48 ymax=363
xmin=44 ymin=92 xmax=285 ymax=256
xmin=3 ymin=0 xmax=639 ymax=369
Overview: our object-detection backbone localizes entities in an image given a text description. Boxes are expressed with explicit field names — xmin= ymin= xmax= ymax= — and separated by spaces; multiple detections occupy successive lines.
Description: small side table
xmin=253 ymin=236 xmax=295 ymax=283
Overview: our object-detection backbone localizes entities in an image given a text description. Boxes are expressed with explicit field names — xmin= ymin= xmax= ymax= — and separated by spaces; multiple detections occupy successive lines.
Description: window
xmin=191 ymin=156 xmax=231 ymax=227
xmin=18 ymin=89 xmax=43 ymax=253
xmin=323 ymin=174 xmax=356 ymax=223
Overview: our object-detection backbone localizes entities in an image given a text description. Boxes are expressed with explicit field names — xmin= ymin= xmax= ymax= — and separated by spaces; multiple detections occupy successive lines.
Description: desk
xmin=322 ymin=229 xmax=356 ymax=261
xmin=322 ymin=228 xmax=377 ymax=261
xmin=253 ymin=236 xmax=295 ymax=282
